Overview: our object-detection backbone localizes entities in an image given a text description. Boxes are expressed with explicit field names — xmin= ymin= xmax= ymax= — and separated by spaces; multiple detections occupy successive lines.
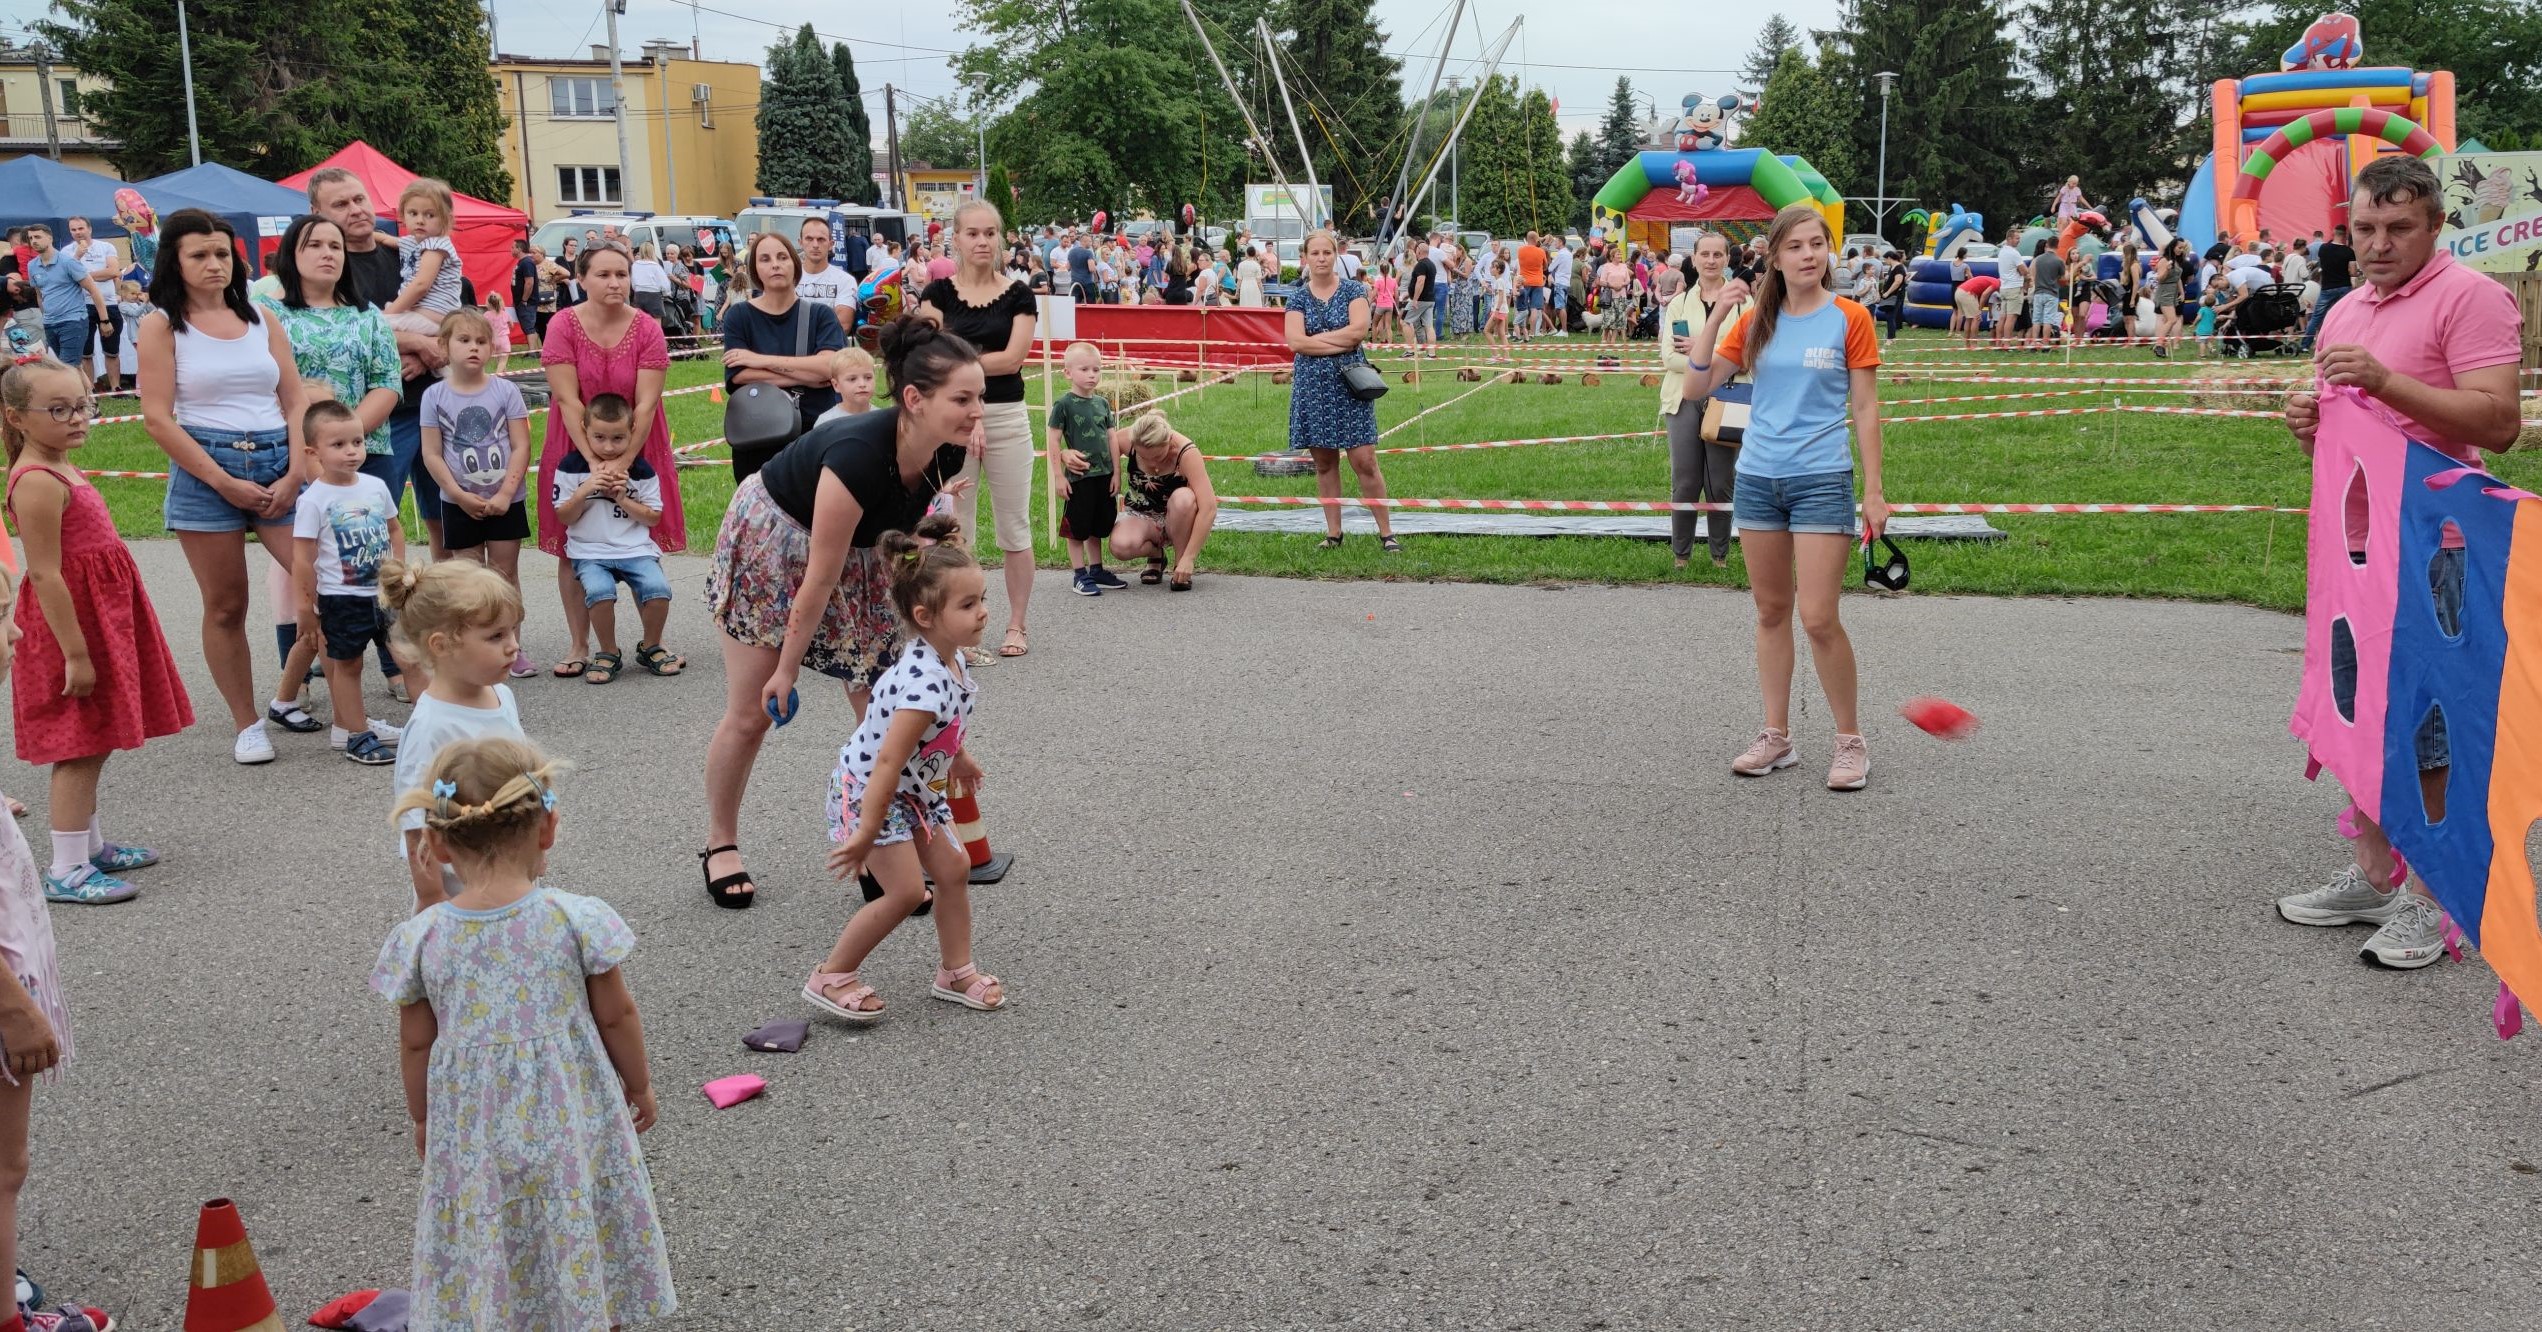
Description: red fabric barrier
xmin=1043 ymin=305 xmax=1293 ymax=367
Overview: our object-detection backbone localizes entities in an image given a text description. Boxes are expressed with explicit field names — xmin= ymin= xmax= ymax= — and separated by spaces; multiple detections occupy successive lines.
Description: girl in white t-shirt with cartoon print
xmin=804 ymin=512 xmax=1007 ymax=1023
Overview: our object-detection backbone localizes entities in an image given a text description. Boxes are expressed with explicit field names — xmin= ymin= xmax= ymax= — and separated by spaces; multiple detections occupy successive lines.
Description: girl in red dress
xmin=3 ymin=356 xmax=193 ymax=905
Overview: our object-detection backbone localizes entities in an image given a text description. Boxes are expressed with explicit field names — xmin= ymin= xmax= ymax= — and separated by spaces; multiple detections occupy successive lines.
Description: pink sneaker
xmin=509 ymin=648 xmax=538 ymax=679
xmin=1732 ymin=728 xmax=1798 ymax=776
xmin=1827 ymin=733 xmax=1870 ymax=790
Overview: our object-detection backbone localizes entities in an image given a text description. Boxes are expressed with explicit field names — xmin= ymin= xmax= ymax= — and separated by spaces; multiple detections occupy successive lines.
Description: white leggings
xmin=957 ymin=399 xmax=1035 ymax=553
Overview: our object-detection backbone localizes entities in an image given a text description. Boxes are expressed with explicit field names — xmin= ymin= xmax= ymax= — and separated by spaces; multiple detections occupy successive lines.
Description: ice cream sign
xmin=2438 ymin=152 xmax=2542 ymax=274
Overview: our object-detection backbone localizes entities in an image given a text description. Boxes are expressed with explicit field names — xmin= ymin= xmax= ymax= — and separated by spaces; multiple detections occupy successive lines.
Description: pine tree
xmin=1457 ymin=75 xmax=1525 ymax=235
xmin=1515 ymin=89 xmax=1572 ymax=236
xmin=984 ymin=163 xmax=1016 ymax=231
xmin=1822 ymin=0 xmax=2027 ymax=245
xmin=1566 ymin=129 xmax=1604 ymax=230
xmin=832 ymin=43 xmax=880 ymax=206
xmin=1740 ymin=47 xmax=1856 ymax=203
xmin=755 ymin=25 xmax=855 ymax=198
xmin=1595 ymin=77 xmax=1644 ymax=180
xmin=2019 ymin=0 xmax=2204 ymax=223
xmin=1274 ymin=0 xmax=1404 ymax=229
xmin=1742 ymin=14 xmax=1803 ymax=92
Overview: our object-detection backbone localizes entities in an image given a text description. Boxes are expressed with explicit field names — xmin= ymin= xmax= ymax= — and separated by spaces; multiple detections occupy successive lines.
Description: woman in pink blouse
xmin=536 ymin=243 xmax=688 ymax=676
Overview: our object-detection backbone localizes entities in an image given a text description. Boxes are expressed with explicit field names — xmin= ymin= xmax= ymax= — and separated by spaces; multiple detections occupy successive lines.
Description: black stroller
xmin=2221 ymin=282 xmax=2306 ymax=357
xmin=660 ymin=283 xmax=699 ymax=340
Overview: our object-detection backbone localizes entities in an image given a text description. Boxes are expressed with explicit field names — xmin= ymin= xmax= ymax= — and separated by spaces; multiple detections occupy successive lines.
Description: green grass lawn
xmin=68 ymin=330 xmax=2527 ymax=613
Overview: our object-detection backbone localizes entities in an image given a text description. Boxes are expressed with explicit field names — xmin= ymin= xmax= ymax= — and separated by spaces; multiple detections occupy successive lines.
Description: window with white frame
xmin=548 ymin=77 xmax=616 ymax=120
xmin=556 ymin=166 xmax=623 ymax=206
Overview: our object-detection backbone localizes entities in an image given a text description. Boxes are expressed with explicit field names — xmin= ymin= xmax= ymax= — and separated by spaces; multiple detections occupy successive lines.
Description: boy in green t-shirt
xmin=1049 ymin=341 xmax=1127 ymax=595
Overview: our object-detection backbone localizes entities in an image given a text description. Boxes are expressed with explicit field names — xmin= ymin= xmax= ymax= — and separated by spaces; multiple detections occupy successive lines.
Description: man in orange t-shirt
xmin=1515 ymin=232 xmax=1549 ymax=338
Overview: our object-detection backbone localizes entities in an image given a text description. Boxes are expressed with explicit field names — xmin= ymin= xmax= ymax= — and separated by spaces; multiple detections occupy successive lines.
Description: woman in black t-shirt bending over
xmin=696 ymin=317 xmax=981 ymax=909
xmin=916 ymin=198 xmax=1039 ymax=659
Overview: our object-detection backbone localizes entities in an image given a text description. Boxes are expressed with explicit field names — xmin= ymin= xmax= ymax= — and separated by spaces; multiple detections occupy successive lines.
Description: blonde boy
xmin=1048 ymin=342 xmax=1125 ymax=596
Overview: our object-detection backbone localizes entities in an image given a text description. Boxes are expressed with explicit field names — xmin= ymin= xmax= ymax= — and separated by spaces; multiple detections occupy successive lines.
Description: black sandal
xmin=699 ymin=845 xmax=757 ymax=909
xmin=1169 ymin=572 xmax=1193 ymax=591
xmin=1140 ymin=558 xmax=1167 ymax=585
xmin=634 ymin=643 xmax=685 ymax=676
xmin=584 ymin=650 xmax=622 ymax=685
xmin=1317 ymin=535 xmax=1344 ymax=549
xmin=1380 ymin=535 xmax=1404 ymax=553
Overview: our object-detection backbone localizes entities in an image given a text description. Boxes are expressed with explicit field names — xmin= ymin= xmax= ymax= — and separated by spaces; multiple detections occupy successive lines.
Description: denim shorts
xmin=1518 ymin=286 xmax=1545 ymax=311
xmin=2331 ymin=545 xmax=2461 ymax=769
xmin=317 ymin=592 xmax=391 ymax=661
xmin=2030 ymin=293 xmax=2062 ymax=327
xmin=1732 ymin=468 xmax=1858 ymax=537
xmin=574 ymin=555 xmax=673 ymax=607
xmin=163 ymin=426 xmax=294 ymax=533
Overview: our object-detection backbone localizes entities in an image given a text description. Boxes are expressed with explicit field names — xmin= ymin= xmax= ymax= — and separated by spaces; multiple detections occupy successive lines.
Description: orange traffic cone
xmin=186 ymin=1198 xmax=286 ymax=1332
xmin=948 ymin=779 xmax=1011 ymax=884
xmin=707 ymin=384 xmax=725 ymax=404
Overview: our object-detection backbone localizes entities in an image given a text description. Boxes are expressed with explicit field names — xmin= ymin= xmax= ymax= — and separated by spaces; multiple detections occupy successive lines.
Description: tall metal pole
xmin=32 ymin=44 xmax=61 ymax=162
xmin=655 ymin=48 xmax=679 ymax=213
xmin=1382 ymin=0 xmax=1466 ymax=245
xmin=175 ymin=0 xmax=202 ymax=166
xmin=884 ymin=85 xmax=904 ymax=211
xmin=1179 ymin=0 xmax=1304 ymax=228
xmin=604 ymin=1 xmax=633 ymax=208
xmin=1447 ymin=77 xmax=1460 ymax=228
xmin=1396 ymin=21 xmax=1517 ymax=245
xmin=975 ymin=112 xmax=986 ymax=198
xmin=1874 ymin=71 xmax=1898 ymax=233
xmin=1257 ymin=17 xmax=1322 ymax=229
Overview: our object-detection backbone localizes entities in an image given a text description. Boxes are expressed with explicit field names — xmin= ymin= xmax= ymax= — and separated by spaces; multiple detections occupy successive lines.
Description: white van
xmin=529 ymin=212 xmax=735 ymax=261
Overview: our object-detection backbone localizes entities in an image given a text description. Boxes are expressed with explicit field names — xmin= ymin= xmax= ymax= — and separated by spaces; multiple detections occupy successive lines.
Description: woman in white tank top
xmin=136 ymin=209 xmax=313 ymax=766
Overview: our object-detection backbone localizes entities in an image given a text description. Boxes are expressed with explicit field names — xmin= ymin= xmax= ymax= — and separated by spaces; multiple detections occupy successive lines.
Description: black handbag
xmin=721 ymin=301 xmax=812 ymax=453
xmin=1863 ymin=534 xmax=1910 ymax=591
xmin=1341 ymin=360 xmax=1389 ymax=402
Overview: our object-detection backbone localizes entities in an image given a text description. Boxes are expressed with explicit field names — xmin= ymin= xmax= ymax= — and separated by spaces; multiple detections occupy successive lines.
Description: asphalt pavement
xmin=10 ymin=540 xmax=2539 ymax=1331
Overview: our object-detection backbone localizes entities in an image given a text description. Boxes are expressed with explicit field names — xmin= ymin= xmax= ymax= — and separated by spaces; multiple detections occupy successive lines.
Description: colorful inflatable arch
xmin=2177 ymin=13 xmax=2457 ymax=249
xmin=1589 ymin=148 xmax=1844 ymax=252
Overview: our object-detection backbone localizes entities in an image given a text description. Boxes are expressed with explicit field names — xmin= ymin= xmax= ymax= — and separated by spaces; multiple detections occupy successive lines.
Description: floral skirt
xmin=703 ymin=476 xmax=900 ymax=689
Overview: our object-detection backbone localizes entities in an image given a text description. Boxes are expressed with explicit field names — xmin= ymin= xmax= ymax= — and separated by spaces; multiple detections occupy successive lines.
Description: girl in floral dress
xmin=372 ymin=737 xmax=675 ymax=1330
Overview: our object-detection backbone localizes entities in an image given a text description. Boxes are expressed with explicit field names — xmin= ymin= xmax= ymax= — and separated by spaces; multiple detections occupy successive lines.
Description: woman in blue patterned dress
xmin=1285 ymin=229 xmax=1398 ymax=551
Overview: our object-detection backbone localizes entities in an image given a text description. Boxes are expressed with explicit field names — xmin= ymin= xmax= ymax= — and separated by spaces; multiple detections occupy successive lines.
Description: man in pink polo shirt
xmin=2278 ymin=155 xmax=2527 ymax=970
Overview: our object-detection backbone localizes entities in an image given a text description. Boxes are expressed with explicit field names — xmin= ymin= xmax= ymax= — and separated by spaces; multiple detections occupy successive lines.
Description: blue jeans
xmin=359 ymin=405 xmax=440 ymax=522
xmin=573 ymin=555 xmax=672 ymax=607
xmin=43 ymin=320 xmax=86 ymax=367
xmin=1732 ymin=467 xmax=1858 ymax=537
xmin=2300 ymin=285 xmax=2350 ymax=352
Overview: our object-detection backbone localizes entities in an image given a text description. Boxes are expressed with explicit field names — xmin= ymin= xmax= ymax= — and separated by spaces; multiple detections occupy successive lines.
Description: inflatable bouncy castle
xmin=2178 ymin=12 xmax=2455 ymax=250
xmin=1588 ymin=93 xmax=1845 ymax=252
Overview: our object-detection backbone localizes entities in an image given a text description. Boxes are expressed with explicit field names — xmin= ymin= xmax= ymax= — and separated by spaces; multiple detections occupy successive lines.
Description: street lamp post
xmin=176 ymin=0 xmax=203 ymax=166
xmin=1873 ymin=70 xmax=1898 ymax=235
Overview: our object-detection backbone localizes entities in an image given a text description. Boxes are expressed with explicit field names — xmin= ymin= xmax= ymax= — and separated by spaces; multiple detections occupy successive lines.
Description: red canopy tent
xmin=279 ymin=142 xmax=528 ymax=304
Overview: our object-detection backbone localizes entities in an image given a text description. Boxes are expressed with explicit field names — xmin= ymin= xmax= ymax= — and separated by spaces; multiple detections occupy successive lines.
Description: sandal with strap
xmin=697 ymin=845 xmax=757 ymax=909
xmin=803 ymin=970 xmax=884 ymax=1023
xmin=585 ymin=650 xmax=623 ymax=685
xmin=1140 ymin=557 xmax=1167 ymax=585
xmin=634 ymin=643 xmax=685 ymax=676
xmin=1317 ymin=535 xmax=1345 ymax=550
xmin=931 ymin=962 xmax=1005 ymax=1011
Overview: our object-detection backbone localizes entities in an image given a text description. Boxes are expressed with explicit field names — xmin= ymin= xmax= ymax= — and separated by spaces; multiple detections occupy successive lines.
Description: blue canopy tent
xmin=140 ymin=162 xmax=312 ymax=266
xmin=0 ymin=157 xmax=269 ymax=272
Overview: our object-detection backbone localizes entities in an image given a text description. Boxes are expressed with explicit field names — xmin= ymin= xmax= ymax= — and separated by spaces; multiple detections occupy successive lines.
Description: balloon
xmin=1181 ymin=203 xmax=1196 ymax=229
xmin=1092 ymin=210 xmax=1109 ymax=232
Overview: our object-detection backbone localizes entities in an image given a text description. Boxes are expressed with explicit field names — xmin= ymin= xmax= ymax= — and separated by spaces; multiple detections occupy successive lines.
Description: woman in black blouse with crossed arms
xmin=916 ymin=198 xmax=1039 ymax=660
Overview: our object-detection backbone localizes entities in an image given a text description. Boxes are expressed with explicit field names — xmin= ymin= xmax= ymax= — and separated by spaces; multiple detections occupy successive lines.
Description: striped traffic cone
xmin=185 ymin=1199 xmax=286 ymax=1332
xmin=948 ymin=779 xmax=1011 ymax=884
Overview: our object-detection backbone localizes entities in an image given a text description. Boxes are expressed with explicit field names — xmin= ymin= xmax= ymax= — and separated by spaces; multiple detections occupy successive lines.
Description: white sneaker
xmin=331 ymin=719 xmax=403 ymax=749
xmin=2276 ymin=864 xmax=2404 ymax=927
xmin=2360 ymin=894 xmax=2449 ymax=970
xmin=233 ymin=725 xmax=275 ymax=766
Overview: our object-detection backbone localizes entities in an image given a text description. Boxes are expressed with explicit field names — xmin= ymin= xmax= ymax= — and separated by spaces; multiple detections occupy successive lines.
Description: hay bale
xmin=1270 ymin=369 xmax=1293 ymax=386
xmin=1539 ymin=373 xmax=1563 ymax=385
xmin=1177 ymin=368 xmax=1198 ymax=383
xmin=1639 ymin=373 xmax=1661 ymax=388
xmin=1457 ymin=366 xmax=1483 ymax=382
xmin=1580 ymin=372 xmax=1602 ymax=387
xmin=1102 ymin=370 xmax=1160 ymax=410
xmin=2519 ymin=418 xmax=2542 ymax=453
xmin=1401 ymin=370 xmax=1421 ymax=385
xmin=1502 ymin=370 xmax=1524 ymax=384
xmin=2181 ymin=363 xmax=2290 ymax=413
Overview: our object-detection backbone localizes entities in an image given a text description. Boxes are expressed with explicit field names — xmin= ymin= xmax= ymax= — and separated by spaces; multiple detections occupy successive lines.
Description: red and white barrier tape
xmin=1379 ymin=371 xmax=1507 ymax=439
xmin=1212 ymin=495 xmax=2309 ymax=515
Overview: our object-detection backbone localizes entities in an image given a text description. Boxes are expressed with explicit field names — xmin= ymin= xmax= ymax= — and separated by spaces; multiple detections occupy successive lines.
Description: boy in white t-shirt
xmin=551 ymin=393 xmax=682 ymax=685
xmin=292 ymin=400 xmax=408 ymax=765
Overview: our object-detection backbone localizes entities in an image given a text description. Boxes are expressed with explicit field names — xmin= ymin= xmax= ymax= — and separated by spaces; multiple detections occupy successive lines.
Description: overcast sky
xmin=2 ymin=0 xmax=1848 ymax=135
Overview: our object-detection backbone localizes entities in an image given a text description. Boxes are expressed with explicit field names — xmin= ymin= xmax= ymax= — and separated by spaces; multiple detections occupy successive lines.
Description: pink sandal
xmin=931 ymin=962 xmax=1005 ymax=1011
xmin=802 ymin=970 xmax=884 ymax=1023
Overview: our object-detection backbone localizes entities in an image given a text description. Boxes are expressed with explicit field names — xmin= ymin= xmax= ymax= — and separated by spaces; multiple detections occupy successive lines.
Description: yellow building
xmin=0 ymin=48 xmax=122 ymax=177
xmin=491 ymin=43 xmax=759 ymax=224
xmin=902 ymin=166 xmax=980 ymax=224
